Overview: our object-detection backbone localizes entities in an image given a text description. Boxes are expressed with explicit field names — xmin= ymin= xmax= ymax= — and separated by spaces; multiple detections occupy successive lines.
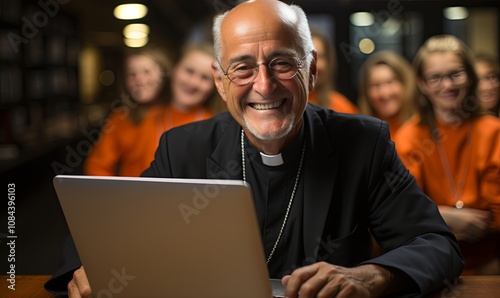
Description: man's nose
xmin=252 ymin=64 xmax=276 ymax=97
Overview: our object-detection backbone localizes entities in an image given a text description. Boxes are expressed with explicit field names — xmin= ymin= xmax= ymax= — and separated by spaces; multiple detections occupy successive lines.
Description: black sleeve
xmin=44 ymin=234 xmax=81 ymax=295
xmin=141 ymin=130 xmax=173 ymax=177
xmin=362 ymin=121 xmax=464 ymax=296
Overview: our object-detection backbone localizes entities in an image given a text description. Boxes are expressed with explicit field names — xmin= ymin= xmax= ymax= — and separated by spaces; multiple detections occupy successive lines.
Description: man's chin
xmin=244 ymin=122 xmax=294 ymax=142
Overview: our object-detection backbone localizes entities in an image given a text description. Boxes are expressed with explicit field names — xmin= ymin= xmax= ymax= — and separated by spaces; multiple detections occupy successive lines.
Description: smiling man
xmin=46 ymin=1 xmax=464 ymax=297
xmin=212 ymin=1 xmax=312 ymax=154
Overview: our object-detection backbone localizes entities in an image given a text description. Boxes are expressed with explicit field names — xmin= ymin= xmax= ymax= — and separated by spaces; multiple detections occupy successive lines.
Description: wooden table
xmin=426 ymin=275 xmax=500 ymax=297
xmin=0 ymin=275 xmax=58 ymax=297
xmin=0 ymin=275 xmax=498 ymax=297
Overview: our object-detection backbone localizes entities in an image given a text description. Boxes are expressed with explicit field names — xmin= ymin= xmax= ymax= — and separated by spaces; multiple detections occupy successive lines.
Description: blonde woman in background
xmin=308 ymin=27 xmax=359 ymax=114
xmin=475 ymin=53 xmax=500 ymax=117
xmin=394 ymin=35 xmax=500 ymax=275
xmin=168 ymin=42 xmax=226 ymax=119
xmin=84 ymin=43 xmax=221 ymax=176
xmin=358 ymin=51 xmax=416 ymax=138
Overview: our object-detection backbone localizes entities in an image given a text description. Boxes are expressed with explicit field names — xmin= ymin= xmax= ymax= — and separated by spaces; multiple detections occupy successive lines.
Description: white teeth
xmin=251 ymin=100 xmax=284 ymax=110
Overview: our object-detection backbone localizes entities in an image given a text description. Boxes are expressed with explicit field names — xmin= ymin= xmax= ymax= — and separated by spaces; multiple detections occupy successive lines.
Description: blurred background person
xmin=308 ymin=26 xmax=359 ymax=114
xmin=168 ymin=42 xmax=226 ymax=119
xmin=475 ymin=53 xmax=500 ymax=117
xmin=394 ymin=35 xmax=500 ymax=275
xmin=84 ymin=42 xmax=221 ymax=177
xmin=358 ymin=51 xmax=416 ymax=138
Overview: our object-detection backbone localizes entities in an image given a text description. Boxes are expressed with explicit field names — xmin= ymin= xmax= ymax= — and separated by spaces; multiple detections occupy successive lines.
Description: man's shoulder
xmin=167 ymin=112 xmax=235 ymax=137
xmin=306 ymin=103 xmax=386 ymax=132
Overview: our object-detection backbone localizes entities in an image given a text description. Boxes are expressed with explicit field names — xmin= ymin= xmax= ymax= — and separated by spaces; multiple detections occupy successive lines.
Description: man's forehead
xmin=220 ymin=32 xmax=298 ymax=63
xmin=220 ymin=17 xmax=297 ymax=58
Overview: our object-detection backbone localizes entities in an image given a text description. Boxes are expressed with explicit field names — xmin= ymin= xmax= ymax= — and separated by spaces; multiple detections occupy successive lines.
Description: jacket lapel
xmin=302 ymin=107 xmax=339 ymax=259
xmin=206 ymin=118 xmax=243 ymax=181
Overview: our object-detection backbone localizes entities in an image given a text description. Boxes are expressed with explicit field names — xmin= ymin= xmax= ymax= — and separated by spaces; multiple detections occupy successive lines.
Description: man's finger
xmin=70 ymin=266 xmax=93 ymax=298
xmin=284 ymin=263 xmax=321 ymax=298
xmin=68 ymin=278 xmax=82 ymax=298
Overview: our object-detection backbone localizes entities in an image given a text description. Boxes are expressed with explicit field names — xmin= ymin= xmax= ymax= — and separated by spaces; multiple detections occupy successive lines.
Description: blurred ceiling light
xmin=350 ymin=12 xmax=375 ymax=26
xmin=123 ymin=23 xmax=150 ymax=39
xmin=443 ymin=7 xmax=469 ymax=20
xmin=114 ymin=3 xmax=148 ymax=20
xmin=124 ymin=36 xmax=149 ymax=48
xmin=381 ymin=18 xmax=401 ymax=36
xmin=359 ymin=38 xmax=375 ymax=54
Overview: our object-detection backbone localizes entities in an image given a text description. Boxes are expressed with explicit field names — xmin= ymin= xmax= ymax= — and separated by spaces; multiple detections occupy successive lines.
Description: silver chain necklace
xmin=240 ymin=128 xmax=306 ymax=264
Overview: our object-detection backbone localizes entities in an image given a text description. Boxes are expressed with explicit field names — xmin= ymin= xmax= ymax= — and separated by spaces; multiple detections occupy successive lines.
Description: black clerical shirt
xmin=242 ymin=124 xmax=306 ymax=278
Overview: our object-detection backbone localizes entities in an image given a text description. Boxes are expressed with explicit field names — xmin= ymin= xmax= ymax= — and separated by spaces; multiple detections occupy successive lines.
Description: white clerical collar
xmin=260 ymin=152 xmax=284 ymax=166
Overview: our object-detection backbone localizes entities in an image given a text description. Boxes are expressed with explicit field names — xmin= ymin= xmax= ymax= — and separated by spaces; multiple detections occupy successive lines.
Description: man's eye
xmin=231 ymin=64 xmax=254 ymax=73
xmin=271 ymin=60 xmax=294 ymax=71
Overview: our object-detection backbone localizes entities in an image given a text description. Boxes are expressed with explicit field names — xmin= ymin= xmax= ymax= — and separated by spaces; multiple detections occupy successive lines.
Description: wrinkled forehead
xmin=219 ymin=2 xmax=299 ymax=58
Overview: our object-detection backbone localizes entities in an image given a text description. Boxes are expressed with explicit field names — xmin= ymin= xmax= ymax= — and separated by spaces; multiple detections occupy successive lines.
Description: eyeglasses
xmin=424 ymin=69 xmax=468 ymax=88
xmin=478 ymin=73 xmax=499 ymax=86
xmin=219 ymin=53 xmax=309 ymax=86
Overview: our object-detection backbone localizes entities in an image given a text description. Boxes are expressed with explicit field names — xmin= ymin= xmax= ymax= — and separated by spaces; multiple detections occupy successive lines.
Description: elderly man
xmin=46 ymin=0 xmax=463 ymax=297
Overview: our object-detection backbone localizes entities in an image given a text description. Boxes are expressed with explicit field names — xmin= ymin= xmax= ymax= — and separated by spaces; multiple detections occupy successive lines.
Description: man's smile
xmin=249 ymin=99 xmax=286 ymax=110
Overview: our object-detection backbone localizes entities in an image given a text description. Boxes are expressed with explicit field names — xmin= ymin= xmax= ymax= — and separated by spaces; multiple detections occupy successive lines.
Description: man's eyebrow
xmin=269 ymin=49 xmax=299 ymax=58
xmin=227 ymin=50 xmax=300 ymax=65
xmin=227 ymin=55 xmax=255 ymax=65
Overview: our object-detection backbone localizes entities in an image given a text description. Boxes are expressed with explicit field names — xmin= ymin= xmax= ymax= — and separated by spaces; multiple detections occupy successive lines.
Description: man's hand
xmin=68 ymin=266 xmax=93 ymax=298
xmin=438 ymin=206 xmax=491 ymax=242
xmin=281 ymin=262 xmax=395 ymax=298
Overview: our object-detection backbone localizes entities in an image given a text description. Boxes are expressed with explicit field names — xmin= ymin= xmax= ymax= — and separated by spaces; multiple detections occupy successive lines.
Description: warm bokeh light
xmin=113 ymin=4 xmax=148 ymax=20
xmin=123 ymin=23 xmax=150 ymax=39
xmin=124 ymin=36 xmax=149 ymax=48
xmin=350 ymin=12 xmax=375 ymax=26
xmin=359 ymin=38 xmax=375 ymax=54
xmin=443 ymin=7 xmax=469 ymax=20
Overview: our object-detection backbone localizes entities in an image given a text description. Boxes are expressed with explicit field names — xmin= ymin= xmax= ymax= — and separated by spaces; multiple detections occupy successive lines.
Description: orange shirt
xmin=375 ymin=114 xmax=401 ymax=140
xmin=308 ymin=91 xmax=359 ymax=114
xmin=394 ymin=115 xmax=500 ymax=274
xmin=84 ymin=105 xmax=212 ymax=177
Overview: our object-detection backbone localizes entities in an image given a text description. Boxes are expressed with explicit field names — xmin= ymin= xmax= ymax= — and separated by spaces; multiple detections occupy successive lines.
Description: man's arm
xmin=282 ymin=119 xmax=463 ymax=297
xmin=363 ymin=121 xmax=463 ymax=296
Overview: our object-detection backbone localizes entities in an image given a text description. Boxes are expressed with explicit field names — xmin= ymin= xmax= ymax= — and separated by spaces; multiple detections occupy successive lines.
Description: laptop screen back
xmin=53 ymin=175 xmax=274 ymax=298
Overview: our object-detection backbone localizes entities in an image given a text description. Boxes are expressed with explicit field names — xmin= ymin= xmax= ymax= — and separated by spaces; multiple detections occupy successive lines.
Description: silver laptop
xmin=53 ymin=175 xmax=285 ymax=298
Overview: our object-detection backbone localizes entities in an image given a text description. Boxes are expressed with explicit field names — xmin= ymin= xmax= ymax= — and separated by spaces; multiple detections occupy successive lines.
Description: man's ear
xmin=308 ymin=50 xmax=318 ymax=92
xmin=212 ymin=62 xmax=227 ymax=102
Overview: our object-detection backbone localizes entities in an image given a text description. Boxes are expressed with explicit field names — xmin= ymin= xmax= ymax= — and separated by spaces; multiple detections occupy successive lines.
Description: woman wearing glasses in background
xmin=475 ymin=53 xmax=500 ymax=117
xmin=394 ymin=35 xmax=500 ymax=275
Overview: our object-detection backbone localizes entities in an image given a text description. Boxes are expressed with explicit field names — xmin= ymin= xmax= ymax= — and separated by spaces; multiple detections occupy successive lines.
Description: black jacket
xmin=45 ymin=104 xmax=463 ymax=296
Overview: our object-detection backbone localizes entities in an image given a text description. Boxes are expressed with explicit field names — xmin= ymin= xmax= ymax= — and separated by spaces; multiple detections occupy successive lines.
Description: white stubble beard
xmin=243 ymin=113 xmax=296 ymax=141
